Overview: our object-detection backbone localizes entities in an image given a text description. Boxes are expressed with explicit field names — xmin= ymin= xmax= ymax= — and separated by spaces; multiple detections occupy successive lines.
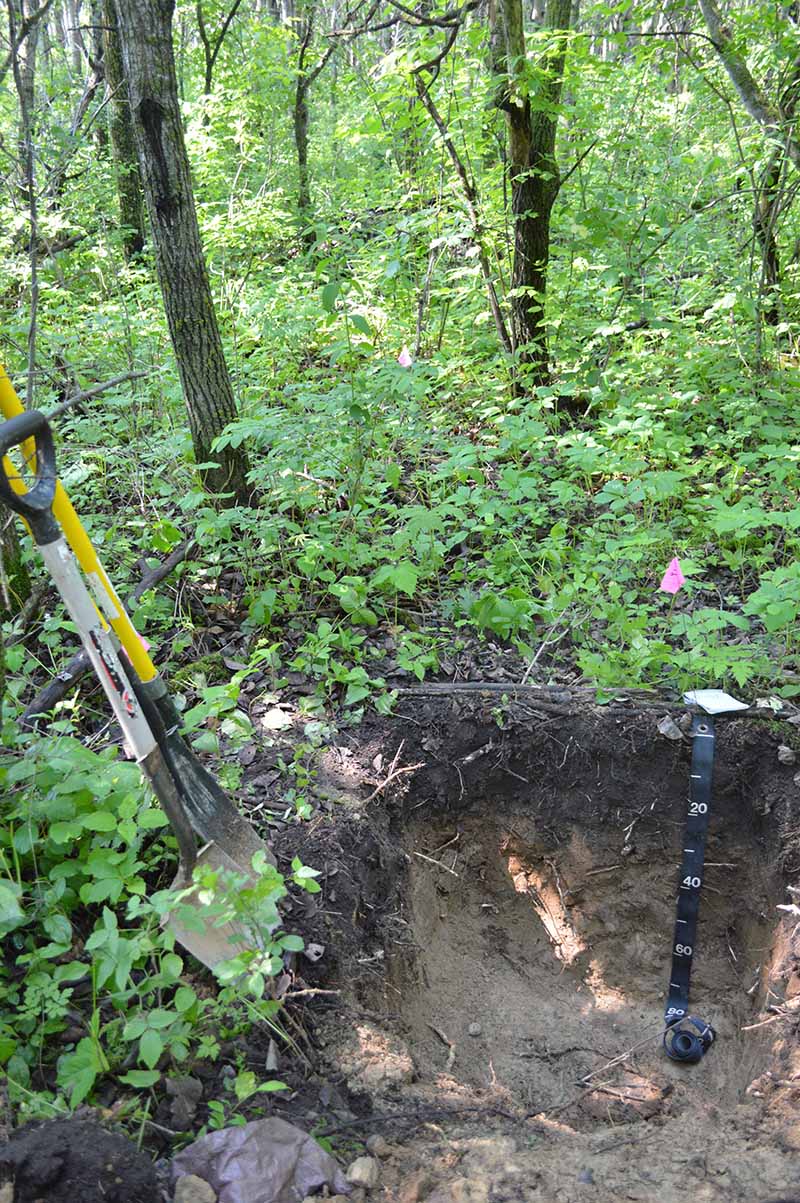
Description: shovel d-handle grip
xmin=0 ymin=410 xmax=60 ymax=544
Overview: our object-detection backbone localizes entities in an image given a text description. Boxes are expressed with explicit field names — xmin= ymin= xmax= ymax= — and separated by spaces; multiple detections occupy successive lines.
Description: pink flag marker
xmin=659 ymin=557 xmax=685 ymax=594
xmin=397 ymin=345 xmax=413 ymax=368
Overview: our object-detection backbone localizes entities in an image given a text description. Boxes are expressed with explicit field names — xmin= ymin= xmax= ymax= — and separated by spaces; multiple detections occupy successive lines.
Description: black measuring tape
xmin=663 ymin=713 xmax=716 ymax=1063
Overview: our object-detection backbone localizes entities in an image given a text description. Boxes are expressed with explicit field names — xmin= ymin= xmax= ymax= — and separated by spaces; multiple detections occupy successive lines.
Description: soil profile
xmin=278 ymin=697 xmax=800 ymax=1202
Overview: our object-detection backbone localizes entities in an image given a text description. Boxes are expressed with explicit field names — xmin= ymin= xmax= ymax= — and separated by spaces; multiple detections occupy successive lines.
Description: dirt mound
xmin=0 ymin=1118 xmax=159 ymax=1203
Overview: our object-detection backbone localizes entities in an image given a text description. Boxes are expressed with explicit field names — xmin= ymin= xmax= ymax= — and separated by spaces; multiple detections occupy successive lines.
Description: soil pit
xmin=396 ymin=809 xmax=776 ymax=1124
xmin=298 ymin=702 xmax=800 ymax=1202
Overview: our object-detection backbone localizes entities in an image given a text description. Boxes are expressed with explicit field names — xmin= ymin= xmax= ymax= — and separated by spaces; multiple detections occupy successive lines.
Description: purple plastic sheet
xmin=172 ymin=1117 xmax=350 ymax=1203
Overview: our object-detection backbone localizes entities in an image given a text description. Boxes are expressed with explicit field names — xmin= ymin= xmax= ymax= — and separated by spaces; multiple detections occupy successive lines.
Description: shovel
xmin=0 ymin=394 xmax=274 ymax=970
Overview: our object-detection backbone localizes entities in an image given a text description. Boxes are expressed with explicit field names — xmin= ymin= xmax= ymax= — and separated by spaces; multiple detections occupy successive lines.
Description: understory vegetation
xmin=1 ymin=0 xmax=799 ymax=1138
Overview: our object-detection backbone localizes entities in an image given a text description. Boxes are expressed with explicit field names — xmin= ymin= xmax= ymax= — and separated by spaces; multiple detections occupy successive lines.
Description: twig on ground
xmin=363 ymin=740 xmax=425 ymax=802
xmin=742 ymin=998 xmax=800 ymax=1032
xmin=578 ymin=1027 xmax=663 ymax=1085
xmin=283 ymin=988 xmax=341 ymax=999
xmin=426 ymin=1022 xmax=456 ymax=1071
xmin=412 ymin=850 xmax=459 ymax=877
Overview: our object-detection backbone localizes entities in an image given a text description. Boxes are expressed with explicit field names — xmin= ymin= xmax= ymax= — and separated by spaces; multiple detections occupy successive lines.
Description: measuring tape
xmin=663 ymin=714 xmax=716 ymax=1063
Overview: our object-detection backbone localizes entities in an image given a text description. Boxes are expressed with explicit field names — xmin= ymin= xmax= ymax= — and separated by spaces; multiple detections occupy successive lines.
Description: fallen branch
xmin=390 ymin=679 xmax=795 ymax=720
xmin=45 ymin=370 xmax=149 ymax=421
xmin=21 ymin=539 xmax=195 ymax=729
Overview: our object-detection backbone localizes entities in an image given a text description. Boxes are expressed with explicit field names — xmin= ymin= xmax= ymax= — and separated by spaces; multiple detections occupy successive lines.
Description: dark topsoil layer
xmin=0 ymin=1120 xmax=157 ymax=1203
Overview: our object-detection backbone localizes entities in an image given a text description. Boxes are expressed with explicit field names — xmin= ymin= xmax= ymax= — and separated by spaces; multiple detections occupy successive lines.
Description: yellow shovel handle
xmin=0 ymin=363 xmax=157 ymax=683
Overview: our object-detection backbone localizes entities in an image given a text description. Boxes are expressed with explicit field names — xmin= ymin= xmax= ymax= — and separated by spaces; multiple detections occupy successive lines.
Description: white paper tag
xmin=683 ymin=689 xmax=749 ymax=715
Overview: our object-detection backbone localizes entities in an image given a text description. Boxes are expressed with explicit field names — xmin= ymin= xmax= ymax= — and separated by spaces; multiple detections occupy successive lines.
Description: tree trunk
xmin=113 ymin=0 xmax=252 ymax=503
xmin=103 ymin=0 xmax=146 ymax=259
xmin=90 ymin=0 xmax=108 ymax=150
xmin=67 ymin=0 xmax=83 ymax=73
xmin=294 ymin=77 xmax=312 ymax=230
xmin=9 ymin=0 xmax=41 ymax=402
xmin=495 ymin=0 xmax=571 ymax=384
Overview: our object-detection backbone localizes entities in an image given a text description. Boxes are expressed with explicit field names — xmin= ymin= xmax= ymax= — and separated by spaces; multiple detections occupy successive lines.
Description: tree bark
xmin=103 ymin=0 xmax=146 ymax=259
xmin=113 ymin=0 xmax=252 ymax=503
xmin=494 ymin=0 xmax=571 ymax=384
xmin=294 ymin=76 xmax=311 ymax=224
xmin=8 ymin=0 xmax=41 ymax=403
xmin=90 ymin=0 xmax=108 ymax=150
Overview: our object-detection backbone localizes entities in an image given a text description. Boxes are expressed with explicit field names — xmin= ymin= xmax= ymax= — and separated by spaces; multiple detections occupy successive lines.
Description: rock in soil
xmin=365 ymin=1133 xmax=391 ymax=1158
xmin=346 ymin=1155 xmax=381 ymax=1189
xmin=174 ymin=1173 xmax=217 ymax=1202
xmin=0 ymin=1118 xmax=158 ymax=1203
xmin=332 ymin=1022 xmax=414 ymax=1093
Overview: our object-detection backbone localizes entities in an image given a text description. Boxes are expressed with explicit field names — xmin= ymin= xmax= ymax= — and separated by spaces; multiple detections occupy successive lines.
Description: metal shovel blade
xmin=164 ymin=840 xmax=264 ymax=970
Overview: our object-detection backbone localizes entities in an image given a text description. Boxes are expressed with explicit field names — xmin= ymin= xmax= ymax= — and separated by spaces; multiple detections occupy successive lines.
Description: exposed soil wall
xmin=273 ymin=700 xmax=800 ymax=1201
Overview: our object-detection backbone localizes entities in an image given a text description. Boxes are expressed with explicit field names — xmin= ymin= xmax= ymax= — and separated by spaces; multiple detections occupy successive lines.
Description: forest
xmin=1 ymin=0 xmax=800 ymax=1197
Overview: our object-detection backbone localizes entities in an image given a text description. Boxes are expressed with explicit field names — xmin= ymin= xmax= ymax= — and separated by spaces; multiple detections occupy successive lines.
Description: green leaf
xmin=139 ymin=809 xmax=170 ymax=829
xmin=123 ymin=1015 xmax=148 ymax=1040
xmin=139 ymin=1028 xmax=164 ymax=1070
xmin=49 ymin=820 xmax=83 ymax=843
xmin=373 ymin=561 xmax=418 ymax=597
xmin=0 ymin=880 xmax=24 ymax=936
xmin=58 ymin=1037 xmax=104 ymax=1107
xmin=161 ymin=953 xmax=183 ymax=981
xmin=279 ymin=934 xmax=304 ymax=952
xmin=119 ymin=1069 xmax=161 ymax=1088
xmin=174 ymin=986 xmax=198 ymax=1013
xmin=192 ymin=730 xmax=220 ymax=754
xmin=349 ymin=313 xmax=371 ymax=336
xmin=54 ymin=962 xmax=88 ymax=983
xmin=80 ymin=811 xmax=117 ymax=832
xmin=321 ymin=281 xmax=340 ymax=312
xmin=0 ymin=1036 xmax=17 ymax=1065
xmin=392 ymin=561 xmax=418 ymax=597
xmin=234 ymin=1069 xmax=258 ymax=1101
xmin=148 ymin=1008 xmax=178 ymax=1029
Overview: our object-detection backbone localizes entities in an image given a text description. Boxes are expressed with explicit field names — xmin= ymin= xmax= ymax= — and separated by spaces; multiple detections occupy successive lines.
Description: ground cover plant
xmin=1 ymin=0 xmax=800 ymax=1164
